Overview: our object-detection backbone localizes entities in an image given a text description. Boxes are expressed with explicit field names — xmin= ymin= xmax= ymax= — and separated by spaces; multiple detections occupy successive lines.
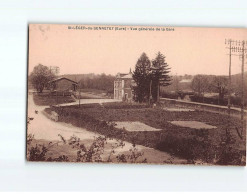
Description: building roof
xmin=48 ymin=77 xmax=78 ymax=84
xmin=121 ymin=73 xmax=133 ymax=79
xmin=116 ymin=72 xmax=133 ymax=79
xmin=179 ymin=79 xmax=192 ymax=83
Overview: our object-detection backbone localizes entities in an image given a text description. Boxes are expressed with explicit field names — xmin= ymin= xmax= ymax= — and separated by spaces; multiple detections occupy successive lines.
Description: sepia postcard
xmin=27 ymin=24 xmax=247 ymax=166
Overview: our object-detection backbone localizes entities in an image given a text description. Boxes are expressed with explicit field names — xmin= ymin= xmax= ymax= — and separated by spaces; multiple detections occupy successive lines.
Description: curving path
xmin=27 ymin=94 xmax=187 ymax=164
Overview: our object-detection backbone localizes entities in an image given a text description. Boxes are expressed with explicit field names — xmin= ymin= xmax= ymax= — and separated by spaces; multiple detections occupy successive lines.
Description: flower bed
xmin=44 ymin=102 xmax=246 ymax=165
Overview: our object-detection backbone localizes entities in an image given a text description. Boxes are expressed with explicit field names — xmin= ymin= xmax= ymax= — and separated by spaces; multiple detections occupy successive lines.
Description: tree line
xmin=191 ymin=74 xmax=247 ymax=106
xmin=77 ymin=73 xmax=115 ymax=93
xmin=29 ymin=64 xmax=115 ymax=94
xmin=191 ymin=75 xmax=228 ymax=101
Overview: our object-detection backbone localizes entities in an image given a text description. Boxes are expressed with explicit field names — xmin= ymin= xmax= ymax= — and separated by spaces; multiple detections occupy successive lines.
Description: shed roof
xmin=48 ymin=77 xmax=78 ymax=84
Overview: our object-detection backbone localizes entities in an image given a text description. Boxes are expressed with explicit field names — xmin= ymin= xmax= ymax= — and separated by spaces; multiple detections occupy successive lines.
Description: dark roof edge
xmin=48 ymin=77 xmax=78 ymax=84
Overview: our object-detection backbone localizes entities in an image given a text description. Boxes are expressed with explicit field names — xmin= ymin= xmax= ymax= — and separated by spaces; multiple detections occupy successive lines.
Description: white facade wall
xmin=114 ymin=80 xmax=124 ymax=100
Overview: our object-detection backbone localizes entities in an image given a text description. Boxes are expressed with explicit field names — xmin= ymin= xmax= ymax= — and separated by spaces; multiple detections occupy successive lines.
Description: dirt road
xmin=27 ymin=94 xmax=187 ymax=164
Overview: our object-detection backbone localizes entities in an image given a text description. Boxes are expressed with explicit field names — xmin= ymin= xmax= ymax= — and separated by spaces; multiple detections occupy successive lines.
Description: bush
xmin=156 ymin=133 xmax=213 ymax=163
xmin=189 ymin=95 xmax=222 ymax=105
xmin=189 ymin=95 xmax=246 ymax=108
xmin=44 ymin=103 xmax=245 ymax=165
xmin=103 ymin=102 xmax=149 ymax=109
xmin=161 ymin=92 xmax=179 ymax=99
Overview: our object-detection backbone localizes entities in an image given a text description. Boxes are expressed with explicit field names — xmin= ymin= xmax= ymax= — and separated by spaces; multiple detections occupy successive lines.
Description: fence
xmin=160 ymin=98 xmax=247 ymax=118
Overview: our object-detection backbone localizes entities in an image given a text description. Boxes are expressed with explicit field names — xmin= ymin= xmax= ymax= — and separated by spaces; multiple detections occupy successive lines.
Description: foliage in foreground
xmin=27 ymin=133 xmax=147 ymax=163
xmin=156 ymin=128 xmax=245 ymax=165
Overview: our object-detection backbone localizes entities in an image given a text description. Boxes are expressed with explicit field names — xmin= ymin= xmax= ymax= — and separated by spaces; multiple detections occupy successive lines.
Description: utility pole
xmin=225 ymin=39 xmax=232 ymax=138
xmin=79 ymin=88 xmax=81 ymax=108
xmin=157 ymin=82 xmax=160 ymax=103
xmin=149 ymin=79 xmax=152 ymax=105
xmin=241 ymin=41 xmax=245 ymax=136
xmin=149 ymin=66 xmax=160 ymax=104
xmin=225 ymin=39 xmax=247 ymax=139
xmin=228 ymin=39 xmax=232 ymax=118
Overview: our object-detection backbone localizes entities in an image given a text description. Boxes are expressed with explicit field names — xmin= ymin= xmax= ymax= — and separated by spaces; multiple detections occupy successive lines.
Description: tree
xmin=210 ymin=76 xmax=228 ymax=104
xmin=30 ymin=64 xmax=55 ymax=93
xmin=77 ymin=73 xmax=115 ymax=94
xmin=132 ymin=53 xmax=151 ymax=102
xmin=151 ymin=52 xmax=172 ymax=102
xmin=191 ymin=75 xmax=210 ymax=101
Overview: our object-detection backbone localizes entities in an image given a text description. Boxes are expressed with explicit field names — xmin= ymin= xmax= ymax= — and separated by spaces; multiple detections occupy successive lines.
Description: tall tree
xmin=191 ymin=75 xmax=210 ymax=102
xmin=210 ymin=76 xmax=228 ymax=104
xmin=151 ymin=52 xmax=172 ymax=102
xmin=132 ymin=53 xmax=151 ymax=102
xmin=30 ymin=64 xmax=55 ymax=93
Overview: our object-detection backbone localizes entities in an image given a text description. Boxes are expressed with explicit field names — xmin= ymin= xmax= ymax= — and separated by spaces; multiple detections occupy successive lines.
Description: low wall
xmin=160 ymin=98 xmax=247 ymax=118
xmin=42 ymin=110 xmax=59 ymax=122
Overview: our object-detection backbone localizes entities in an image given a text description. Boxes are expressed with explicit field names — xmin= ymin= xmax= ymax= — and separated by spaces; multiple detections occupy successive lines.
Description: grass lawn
xmin=33 ymin=93 xmax=76 ymax=106
xmin=45 ymin=102 xmax=246 ymax=165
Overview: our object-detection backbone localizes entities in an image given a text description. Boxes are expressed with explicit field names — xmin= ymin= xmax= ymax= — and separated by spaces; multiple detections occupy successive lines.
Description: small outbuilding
xmin=47 ymin=77 xmax=78 ymax=94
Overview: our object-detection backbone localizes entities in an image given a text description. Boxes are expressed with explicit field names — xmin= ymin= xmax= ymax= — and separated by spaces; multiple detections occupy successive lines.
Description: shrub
xmin=161 ymin=92 xmax=179 ymax=99
xmin=28 ymin=144 xmax=48 ymax=161
xmin=189 ymin=94 xmax=246 ymax=108
xmin=156 ymin=133 xmax=213 ymax=163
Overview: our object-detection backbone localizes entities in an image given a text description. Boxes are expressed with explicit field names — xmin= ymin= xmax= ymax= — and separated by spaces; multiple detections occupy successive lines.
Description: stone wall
xmin=160 ymin=98 xmax=247 ymax=118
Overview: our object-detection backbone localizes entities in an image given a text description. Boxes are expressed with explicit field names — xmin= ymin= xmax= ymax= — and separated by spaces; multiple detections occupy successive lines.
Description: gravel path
xmin=27 ymin=94 xmax=187 ymax=164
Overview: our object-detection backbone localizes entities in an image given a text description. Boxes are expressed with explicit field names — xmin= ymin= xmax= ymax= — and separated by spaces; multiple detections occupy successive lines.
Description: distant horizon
xmin=58 ymin=71 xmax=247 ymax=77
xmin=28 ymin=66 xmax=247 ymax=77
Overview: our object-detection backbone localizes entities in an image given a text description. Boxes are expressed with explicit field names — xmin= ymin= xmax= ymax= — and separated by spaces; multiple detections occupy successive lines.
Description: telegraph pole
xmin=225 ymin=39 xmax=247 ymax=138
xmin=149 ymin=66 xmax=160 ymax=104
xmin=228 ymin=39 xmax=232 ymax=118
xmin=79 ymin=88 xmax=81 ymax=108
xmin=225 ymin=39 xmax=232 ymax=137
xmin=241 ymin=41 xmax=245 ymax=136
xmin=149 ymin=79 xmax=152 ymax=105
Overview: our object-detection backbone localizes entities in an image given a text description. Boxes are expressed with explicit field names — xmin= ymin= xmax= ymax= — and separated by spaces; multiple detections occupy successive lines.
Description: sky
xmin=29 ymin=24 xmax=247 ymax=76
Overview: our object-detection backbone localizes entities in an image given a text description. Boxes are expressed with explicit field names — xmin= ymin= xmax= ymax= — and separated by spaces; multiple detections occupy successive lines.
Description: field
xmin=45 ymin=102 xmax=246 ymax=165
xmin=33 ymin=93 xmax=76 ymax=106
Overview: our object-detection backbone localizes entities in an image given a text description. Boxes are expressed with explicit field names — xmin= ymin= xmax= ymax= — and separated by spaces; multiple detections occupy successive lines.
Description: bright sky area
xmin=29 ymin=24 xmax=247 ymax=76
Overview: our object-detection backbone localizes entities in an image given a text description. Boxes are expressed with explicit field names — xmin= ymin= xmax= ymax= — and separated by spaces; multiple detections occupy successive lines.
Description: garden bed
xmin=115 ymin=121 xmax=161 ymax=132
xmin=44 ymin=102 xmax=246 ymax=165
xmin=33 ymin=93 xmax=76 ymax=106
xmin=170 ymin=121 xmax=217 ymax=129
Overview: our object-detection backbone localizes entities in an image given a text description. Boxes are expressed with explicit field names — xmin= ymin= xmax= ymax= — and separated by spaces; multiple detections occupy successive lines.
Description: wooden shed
xmin=47 ymin=77 xmax=78 ymax=95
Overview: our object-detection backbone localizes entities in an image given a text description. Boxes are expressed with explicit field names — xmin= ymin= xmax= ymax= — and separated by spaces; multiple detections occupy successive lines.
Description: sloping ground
xmin=28 ymin=94 xmax=186 ymax=164
xmin=47 ymin=102 xmax=246 ymax=165
xmin=28 ymin=138 xmax=187 ymax=164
